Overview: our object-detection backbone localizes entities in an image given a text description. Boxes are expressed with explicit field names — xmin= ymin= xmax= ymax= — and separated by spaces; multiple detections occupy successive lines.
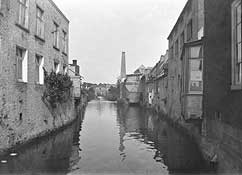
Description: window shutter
xmin=40 ymin=57 xmax=44 ymax=84
xmin=22 ymin=50 xmax=28 ymax=82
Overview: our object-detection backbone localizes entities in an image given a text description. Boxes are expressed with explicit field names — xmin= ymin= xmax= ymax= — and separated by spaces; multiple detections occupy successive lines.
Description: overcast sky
xmin=53 ymin=0 xmax=187 ymax=84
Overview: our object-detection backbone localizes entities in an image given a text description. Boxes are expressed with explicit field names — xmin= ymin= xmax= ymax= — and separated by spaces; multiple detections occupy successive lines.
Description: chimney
xmin=73 ymin=60 xmax=77 ymax=65
xmin=120 ymin=52 xmax=126 ymax=79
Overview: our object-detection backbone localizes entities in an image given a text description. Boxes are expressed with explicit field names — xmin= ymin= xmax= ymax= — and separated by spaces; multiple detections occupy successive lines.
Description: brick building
xmin=202 ymin=0 xmax=242 ymax=170
xmin=167 ymin=0 xmax=204 ymax=121
xmin=0 ymin=0 xmax=72 ymax=150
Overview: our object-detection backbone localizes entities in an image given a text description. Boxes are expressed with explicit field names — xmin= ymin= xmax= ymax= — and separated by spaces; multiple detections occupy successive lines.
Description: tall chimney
xmin=73 ymin=60 xmax=77 ymax=65
xmin=120 ymin=52 xmax=126 ymax=79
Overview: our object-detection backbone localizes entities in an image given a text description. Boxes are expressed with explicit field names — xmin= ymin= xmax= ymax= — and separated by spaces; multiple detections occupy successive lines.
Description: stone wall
xmin=0 ymin=121 xmax=75 ymax=174
xmin=0 ymin=0 xmax=73 ymax=151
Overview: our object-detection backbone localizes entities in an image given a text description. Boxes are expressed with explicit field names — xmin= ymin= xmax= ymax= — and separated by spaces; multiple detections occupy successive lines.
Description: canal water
xmin=0 ymin=100 xmax=213 ymax=174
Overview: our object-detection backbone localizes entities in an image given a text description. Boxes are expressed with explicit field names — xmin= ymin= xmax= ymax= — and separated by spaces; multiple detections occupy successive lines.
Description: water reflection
xmin=69 ymin=110 xmax=85 ymax=172
xmin=116 ymin=105 xmax=209 ymax=174
xmin=0 ymin=126 xmax=74 ymax=175
xmin=0 ymin=100 xmax=212 ymax=174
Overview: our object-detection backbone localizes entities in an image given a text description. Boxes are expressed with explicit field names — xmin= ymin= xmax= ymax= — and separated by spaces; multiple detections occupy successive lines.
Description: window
xmin=198 ymin=27 xmax=204 ymax=40
xmin=232 ymin=0 xmax=242 ymax=87
xmin=187 ymin=19 xmax=193 ymax=41
xmin=18 ymin=0 xmax=29 ymax=28
xmin=136 ymin=76 xmax=140 ymax=81
xmin=62 ymin=30 xmax=68 ymax=54
xmin=189 ymin=59 xmax=203 ymax=92
xmin=16 ymin=46 xmax=28 ymax=82
xmin=180 ymin=32 xmax=185 ymax=50
xmin=53 ymin=22 xmax=59 ymax=49
xmin=36 ymin=54 xmax=44 ymax=84
xmin=54 ymin=61 xmax=60 ymax=73
xmin=63 ymin=65 xmax=67 ymax=74
xmin=188 ymin=46 xmax=203 ymax=93
xmin=169 ymin=46 xmax=174 ymax=59
xmin=0 ymin=36 xmax=2 ymax=74
xmin=175 ymin=40 xmax=179 ymax=56
xmin=36 ymin=6 xmax=44 ymax=39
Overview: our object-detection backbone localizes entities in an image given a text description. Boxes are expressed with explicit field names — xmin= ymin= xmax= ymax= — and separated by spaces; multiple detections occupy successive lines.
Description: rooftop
xmin=167 ymin=0 xmax=190 ymax=40
xmin=48 ymin=0 xmax=69 ymax=23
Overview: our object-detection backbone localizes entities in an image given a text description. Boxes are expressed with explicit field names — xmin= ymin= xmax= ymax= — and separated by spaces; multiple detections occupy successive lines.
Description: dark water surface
xmin=0 ymin=100 xmax=213 ymax=174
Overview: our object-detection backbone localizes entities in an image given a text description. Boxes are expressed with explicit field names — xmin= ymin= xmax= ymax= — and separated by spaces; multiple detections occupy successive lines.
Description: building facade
xmin=167 ymin=0 xmax=204 ymax=121
xmin=0 ymin=0 xmax=71 ymax=150
xmin=154 ymin=53 xmax=169 ymax=114
xmin=141 ymin=52 xmax=168 ymax=115
xmin=123 ymin=73 xmax=143 ymax=104
xmin=203 ymin=0 xmax=242 ymax=170
xmin=69 ymin=60 xmax=81 ymax=99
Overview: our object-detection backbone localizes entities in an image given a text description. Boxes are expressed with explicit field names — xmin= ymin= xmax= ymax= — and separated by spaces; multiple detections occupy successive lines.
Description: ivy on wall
xmin=43 ymin=71 xmax=73 ymax=108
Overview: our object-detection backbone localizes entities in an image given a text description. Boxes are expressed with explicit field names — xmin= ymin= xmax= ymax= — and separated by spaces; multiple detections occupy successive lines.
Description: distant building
xmin=95 ymin=85 xmax=108 ymax=97
xmin=69 ymin=60 xmax=82 ymax=99
xmin=134 ymin=65 xmax=146 ymax=74
xmin=118 ymin=51 xmax=148 ymax=104
xmin=141 ymin=51 xmax=169 ymax=114
xmin=123 ymin=73 xmax=143 ymax=104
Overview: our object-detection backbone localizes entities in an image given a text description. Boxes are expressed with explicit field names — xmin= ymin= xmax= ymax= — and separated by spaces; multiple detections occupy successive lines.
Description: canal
xmin=0 ymin=99 xmax=212 ymax=174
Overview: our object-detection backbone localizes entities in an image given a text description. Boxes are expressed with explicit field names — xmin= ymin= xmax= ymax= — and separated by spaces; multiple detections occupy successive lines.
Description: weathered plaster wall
xmin=157 ymin=77 xmax=168 ymax=114
xmin=203 ymin=0 xmax=242 ymax=168
xmin=167 ymin=0 xmax=204 ymax=121
xmin=203 ymin=0 xmax=242 ymax=130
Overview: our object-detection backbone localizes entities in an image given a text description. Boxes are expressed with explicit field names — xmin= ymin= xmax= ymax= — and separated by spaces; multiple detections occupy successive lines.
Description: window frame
xmin=16 ymin=47 xmax=24 ymax=81
xmin=182 ymin=44 xmax=203 ymax=95
xmin=231 ymin=0 xmax=242 ymax=90
xmin=35 ymin=54 xmax=44 ymax=85
xmin=188 ymin=58 xmax=203 ymax=94
xmin=187 ymin=19 xmax=193 ymax=41
xmin=169 ymin=45 xmax=174 ymax=59
xmin=180 ymin=31 xmax=185 ymax=51
xmin=53 ymin=22 xmax=59 ymax=49
xmin=63 ymin=65 xmax=67 ymax=74
xmin=16 ymin=46 xmax=28 ymax=83
xmin=175 ymin=39 xmax=179 ymax=56
xmin=62 ymin=30 xmax=68 ymax=54
xmin=36 ymin=6 xmax=45 ymax=39
xmin=17 ymin=0 xmax=29 ymax=29
xmin=54 ymin=61 xmax=60 ymax=73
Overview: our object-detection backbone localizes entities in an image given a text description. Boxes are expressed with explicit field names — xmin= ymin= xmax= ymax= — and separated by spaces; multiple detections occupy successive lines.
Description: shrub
xmin=43 ymin=71 xmax=73 ymax=108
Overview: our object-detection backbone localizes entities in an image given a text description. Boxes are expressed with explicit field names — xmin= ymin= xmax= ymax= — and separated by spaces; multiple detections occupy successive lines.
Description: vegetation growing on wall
xmin=43 ymin=71 xmax=73 ymax=108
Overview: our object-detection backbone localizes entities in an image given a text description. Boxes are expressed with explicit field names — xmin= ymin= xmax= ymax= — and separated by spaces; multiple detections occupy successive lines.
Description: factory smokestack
xmin=120 ymin=52 xmax=126 ymax=79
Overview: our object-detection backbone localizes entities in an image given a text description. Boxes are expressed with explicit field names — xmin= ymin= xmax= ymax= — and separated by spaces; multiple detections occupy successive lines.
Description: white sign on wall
xmin=190 ymin=71 xmax=202 ymax=81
